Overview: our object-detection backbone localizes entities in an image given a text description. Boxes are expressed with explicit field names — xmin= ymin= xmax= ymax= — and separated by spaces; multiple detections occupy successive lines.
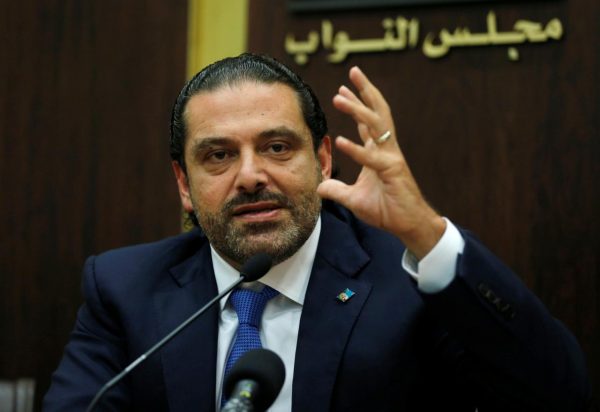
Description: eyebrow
xmin=189 ymin=137 xmax=231 ymax=154
xmin=257 ymin=126 xmax=306 ymax=144
xmin=189 ymin=126 xmax=308 ymax=155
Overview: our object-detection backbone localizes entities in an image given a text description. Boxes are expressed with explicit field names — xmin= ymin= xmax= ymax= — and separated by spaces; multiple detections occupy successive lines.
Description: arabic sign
xmin=285 ymin=11 xmax=563 ymax=64
xmin=288 ymin=0 xmax=507 ymax=12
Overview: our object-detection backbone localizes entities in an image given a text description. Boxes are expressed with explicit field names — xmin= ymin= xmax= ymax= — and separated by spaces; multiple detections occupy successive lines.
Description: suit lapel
xmin=154 ymin=242 xmax=219 ymax=412
xmin=292 ymin=211 xmax=372 ymax=411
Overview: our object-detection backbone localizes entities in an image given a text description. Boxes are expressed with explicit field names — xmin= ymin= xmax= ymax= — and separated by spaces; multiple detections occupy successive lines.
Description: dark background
xmin=1 ymin=1 xmax=187 ymax=409
xmin=1 ymin=0 xmax=597 ymax=410
xmin=288 ymin=0 xmax=518 ymax=12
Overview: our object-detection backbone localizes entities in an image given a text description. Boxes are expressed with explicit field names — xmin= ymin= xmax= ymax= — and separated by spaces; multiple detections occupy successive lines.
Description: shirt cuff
xmin=401 ymin=218 xmax=466 ymax=294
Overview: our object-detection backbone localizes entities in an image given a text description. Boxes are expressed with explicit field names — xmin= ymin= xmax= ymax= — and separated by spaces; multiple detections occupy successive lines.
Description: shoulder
xmin=321 ymin=200 xmax=405 ymax=253
xmin=84 ymin=229 xmax=208 ymax=294
xmin=319 ymin=201 xmax=407 ymax=280
xmin=93 ymin=229 xmax=205 ymax=269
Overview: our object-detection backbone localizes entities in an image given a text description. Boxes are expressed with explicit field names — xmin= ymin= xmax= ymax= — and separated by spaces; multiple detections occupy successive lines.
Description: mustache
xmin=222 ymin=191 xmax=291 ymax=214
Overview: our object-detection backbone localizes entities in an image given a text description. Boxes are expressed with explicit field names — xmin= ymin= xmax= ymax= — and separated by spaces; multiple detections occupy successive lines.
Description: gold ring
xmin=376 ymin=130 xmax=392 ymax=144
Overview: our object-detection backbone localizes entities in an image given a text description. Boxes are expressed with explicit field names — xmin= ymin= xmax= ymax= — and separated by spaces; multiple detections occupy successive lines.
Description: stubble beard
xmin=193 ymin=184 xmax=322 ymax=267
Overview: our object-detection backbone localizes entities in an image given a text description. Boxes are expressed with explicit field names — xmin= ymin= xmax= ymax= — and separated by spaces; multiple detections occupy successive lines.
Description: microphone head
xmin=224 ymin=349 xmax=285 ymax=411
xmin=240 ymin=253 xmax=272 ymax=282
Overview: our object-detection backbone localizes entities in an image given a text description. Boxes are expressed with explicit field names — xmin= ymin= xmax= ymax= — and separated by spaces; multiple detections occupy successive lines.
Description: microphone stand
xmin=86 ymin=275 xmax=246 ymax=412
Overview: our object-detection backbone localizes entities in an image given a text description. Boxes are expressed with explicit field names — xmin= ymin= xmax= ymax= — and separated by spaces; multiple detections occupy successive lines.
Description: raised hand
xmin=316 ymin=66 xmax=446 ymax=259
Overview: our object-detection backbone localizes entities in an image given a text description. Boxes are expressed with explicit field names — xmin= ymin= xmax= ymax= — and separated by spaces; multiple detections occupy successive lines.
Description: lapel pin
xmin=337 ymin=288 xmax=355 ymax=303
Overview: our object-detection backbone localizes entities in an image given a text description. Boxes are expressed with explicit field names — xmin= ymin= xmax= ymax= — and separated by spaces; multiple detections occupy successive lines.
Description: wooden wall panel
xmin=248 ymin=0 xmax=599 ymax=402
xmin=0 ymin=1 xmax=187 ymax=409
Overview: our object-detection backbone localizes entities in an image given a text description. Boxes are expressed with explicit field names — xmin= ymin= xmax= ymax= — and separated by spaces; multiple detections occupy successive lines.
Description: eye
xmin=206 ymin=149 xmax=231 ymax=163
xmin=266 ymin=142 xmax=289 ymax=154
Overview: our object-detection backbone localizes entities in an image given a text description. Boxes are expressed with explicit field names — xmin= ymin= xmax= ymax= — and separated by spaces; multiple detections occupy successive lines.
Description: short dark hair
xmin=169 ymin=53 xmax=328 ymax=172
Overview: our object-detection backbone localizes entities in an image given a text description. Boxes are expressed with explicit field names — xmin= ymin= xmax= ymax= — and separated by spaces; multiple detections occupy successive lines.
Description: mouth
xmin=231 ymin=201 xmax=284 ymax=221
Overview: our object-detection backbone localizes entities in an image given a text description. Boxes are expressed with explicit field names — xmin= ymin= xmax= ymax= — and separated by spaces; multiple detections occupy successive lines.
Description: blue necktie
xmin=223 ymin=285 xmax=279 ymax=388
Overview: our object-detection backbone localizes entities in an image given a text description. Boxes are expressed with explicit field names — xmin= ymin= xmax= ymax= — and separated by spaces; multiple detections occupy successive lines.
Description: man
xmin=44 ymin=53 xmax=591 ymax=411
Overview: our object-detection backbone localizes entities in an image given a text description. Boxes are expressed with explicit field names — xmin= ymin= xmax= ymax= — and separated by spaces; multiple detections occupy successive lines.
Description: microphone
xmin=221 ymin=349 xmax=285 ymax=412
xmin=86 ymin=253 xmax=273 ymax=412
xmin=240 ymin=253 xmax=272 ymax=282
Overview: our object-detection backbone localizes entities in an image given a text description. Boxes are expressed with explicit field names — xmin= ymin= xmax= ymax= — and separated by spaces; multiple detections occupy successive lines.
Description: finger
xmin=334 ymin=94 xmax=399 ymax=150
xmin=358 ymin=123 xmax=373 ymax=144
xmin=338 ymin=85 xmax=362 ymax=105
xmin=316 ymin=178 xmax=354 ymax=207
xmin=335 ymin=136 xmax=387 ymax=172
xmin=333 ymin=94 xmax=382 ymax=131
xmin=349 ymin=66 xmax=390 ymax=115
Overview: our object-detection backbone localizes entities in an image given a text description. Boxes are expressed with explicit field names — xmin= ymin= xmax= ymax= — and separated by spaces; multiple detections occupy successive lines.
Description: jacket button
xmin=499 ymin=302 xmax=517 ymax=319
xmin=478 ymin=283 xmax=516 ymax=320
xmin=478 ymin=283 xmax=495 ymax=301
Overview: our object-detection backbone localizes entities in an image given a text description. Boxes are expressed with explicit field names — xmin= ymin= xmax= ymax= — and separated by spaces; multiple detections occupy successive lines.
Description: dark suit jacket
xmin=44 ymin=204 xmax=591 ymax=411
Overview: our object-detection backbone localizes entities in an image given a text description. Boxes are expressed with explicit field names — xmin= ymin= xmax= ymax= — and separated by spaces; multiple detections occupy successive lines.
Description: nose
xmin=234 ymin=150 xmax=268 ymax=193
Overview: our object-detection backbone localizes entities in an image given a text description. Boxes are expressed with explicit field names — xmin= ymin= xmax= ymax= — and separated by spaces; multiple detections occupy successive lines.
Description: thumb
xmin=317 ymin=179 xmax=354 ymax=208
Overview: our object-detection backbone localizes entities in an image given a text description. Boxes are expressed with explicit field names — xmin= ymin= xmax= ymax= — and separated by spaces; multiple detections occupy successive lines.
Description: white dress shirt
xmin=211 ymin=216 xmax=465 ymax=411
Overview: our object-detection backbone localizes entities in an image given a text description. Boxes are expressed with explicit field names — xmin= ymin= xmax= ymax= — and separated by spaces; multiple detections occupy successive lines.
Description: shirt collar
xmin=211 ymin=216 xmax=321 ymax=310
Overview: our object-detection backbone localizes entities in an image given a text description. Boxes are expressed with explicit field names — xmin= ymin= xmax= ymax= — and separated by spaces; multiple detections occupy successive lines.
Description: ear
xmin=317 ymin=135 xmax=332 ymax=180
xmin=172 ymin=161 xmax=194 ymax=213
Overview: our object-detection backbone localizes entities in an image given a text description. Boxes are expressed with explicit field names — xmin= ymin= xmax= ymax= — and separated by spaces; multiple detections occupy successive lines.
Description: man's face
xmin=173 ymin=81 xmax=331 ymax=269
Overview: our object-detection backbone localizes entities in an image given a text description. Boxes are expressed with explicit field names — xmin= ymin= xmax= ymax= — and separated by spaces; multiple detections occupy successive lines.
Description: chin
xmin=243 ymin=232 xmax=283 ymax=248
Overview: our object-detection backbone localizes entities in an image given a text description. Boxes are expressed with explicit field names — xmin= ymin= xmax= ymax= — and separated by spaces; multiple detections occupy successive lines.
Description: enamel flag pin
xmin=337 ymin=288 xmax=355 ymax=303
